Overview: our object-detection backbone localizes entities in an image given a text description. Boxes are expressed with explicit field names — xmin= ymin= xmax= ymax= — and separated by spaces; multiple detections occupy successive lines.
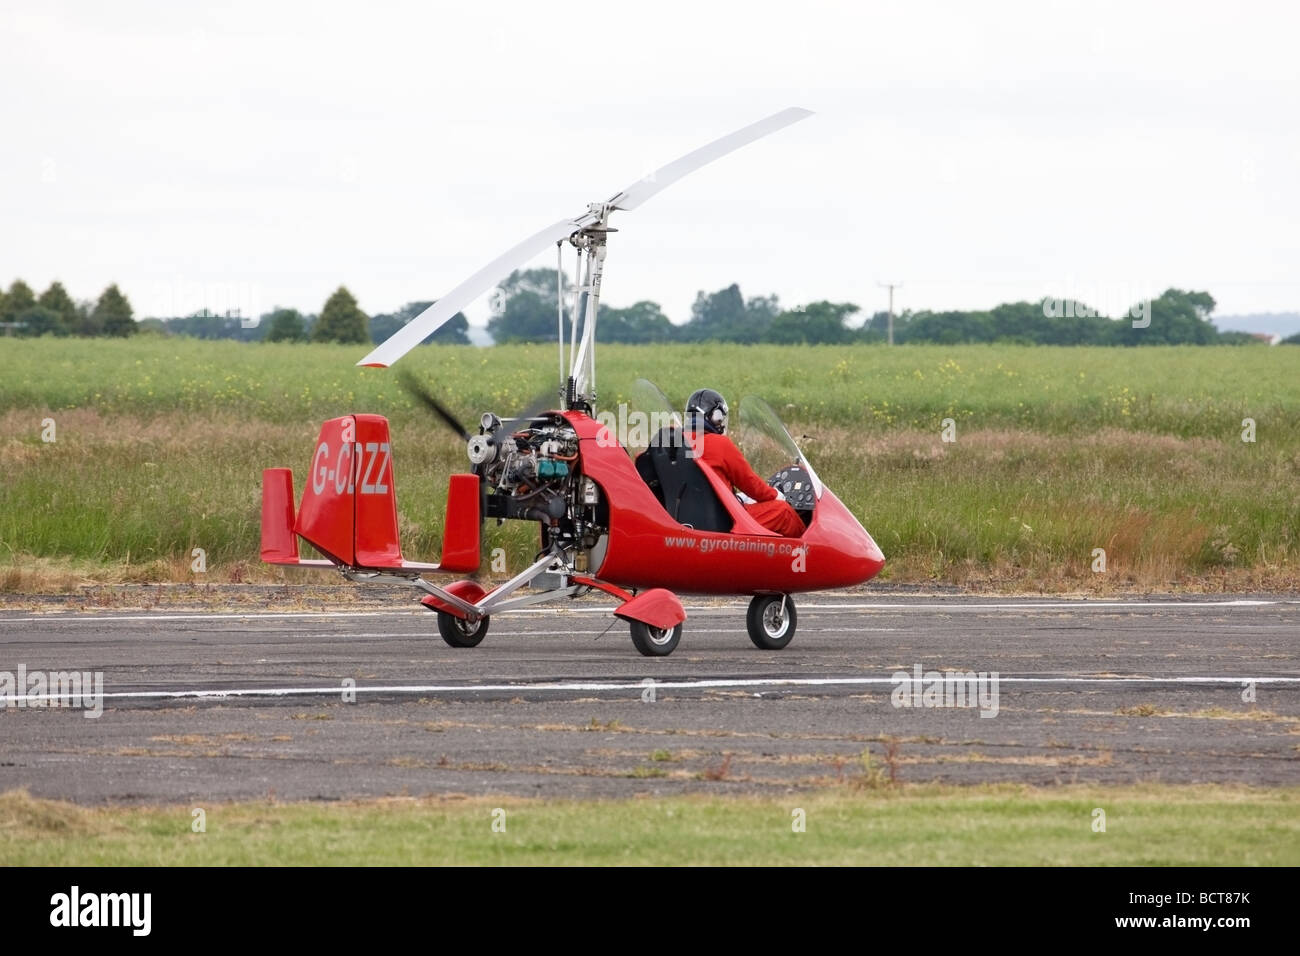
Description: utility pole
xmin=877 ymin=281 xmax=902 ymax=345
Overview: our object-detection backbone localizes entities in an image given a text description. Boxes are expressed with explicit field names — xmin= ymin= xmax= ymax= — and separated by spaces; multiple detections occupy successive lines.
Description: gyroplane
xmin=261 ymin=108 xmax=885 ymax=655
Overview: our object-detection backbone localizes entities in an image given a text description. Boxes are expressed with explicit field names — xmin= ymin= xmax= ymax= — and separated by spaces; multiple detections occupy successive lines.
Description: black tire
xmin=629 ymin=620 xmax=682 ymax=657
xmin=437 ymin=611 xmax=489 ymax=648
xmin=746 ymin=594 xmax=796 ymax=650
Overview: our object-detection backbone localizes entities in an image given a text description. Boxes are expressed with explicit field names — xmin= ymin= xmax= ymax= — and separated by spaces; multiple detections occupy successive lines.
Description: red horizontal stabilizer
xmin=266 ymin=415 xmax=480 ymax=574
xmin=613 ymin=588 xmax=687 ymax=630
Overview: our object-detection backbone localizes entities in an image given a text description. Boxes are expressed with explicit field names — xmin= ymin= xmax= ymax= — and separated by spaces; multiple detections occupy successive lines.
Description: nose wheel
xmin=436 ymin=610 xmax=490 ymax=648
xmin=629 ymin=620 xmax=682 ymax=656
xmin=746 ymin=594 xmax=796 ymax=649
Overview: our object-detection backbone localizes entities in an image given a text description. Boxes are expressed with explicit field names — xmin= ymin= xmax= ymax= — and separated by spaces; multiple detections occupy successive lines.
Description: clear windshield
xmin=604 ymin=378 xmax=682 ymax=456
xmin=735 ymin=395 xmax=824 ymax=499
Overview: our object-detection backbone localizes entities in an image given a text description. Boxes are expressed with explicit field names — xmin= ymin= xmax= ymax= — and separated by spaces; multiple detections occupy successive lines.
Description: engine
xmin=468 ymin=411 xmax=606 ymax=570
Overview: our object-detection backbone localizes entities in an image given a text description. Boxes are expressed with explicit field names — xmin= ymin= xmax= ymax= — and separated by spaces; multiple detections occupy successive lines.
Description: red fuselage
xmin=564 ymin=411 xmax=885 ymax=595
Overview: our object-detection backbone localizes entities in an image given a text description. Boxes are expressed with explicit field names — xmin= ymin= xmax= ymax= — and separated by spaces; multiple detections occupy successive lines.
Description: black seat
xmin=635 ymin=427 xmax=733 ymax=533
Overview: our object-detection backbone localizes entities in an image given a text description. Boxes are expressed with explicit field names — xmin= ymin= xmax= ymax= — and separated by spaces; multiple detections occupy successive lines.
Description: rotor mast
xmin=564 ymin=202 xmax=615 ymax=413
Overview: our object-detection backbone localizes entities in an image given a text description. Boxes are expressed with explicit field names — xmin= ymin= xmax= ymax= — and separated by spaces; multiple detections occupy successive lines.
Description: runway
xmin=2 ymin=595 xmax=1297 ymax=803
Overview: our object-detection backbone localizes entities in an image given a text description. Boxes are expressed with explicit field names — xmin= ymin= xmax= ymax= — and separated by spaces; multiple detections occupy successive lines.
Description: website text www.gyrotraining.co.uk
xmin=663 ymin=535 xmax=802 ymax=558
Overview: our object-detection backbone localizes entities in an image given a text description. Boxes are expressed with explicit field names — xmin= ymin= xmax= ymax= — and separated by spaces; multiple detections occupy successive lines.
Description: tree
xmin=486 ymin=269 xmax=568 ymax=344
xmin=599 ymin=300 xmax=674 ymax=343
xmin=898 ymin=310 xmax=994 ymax=344
xmin=1112 ymin=289 xmax=1217 ymax=346
xmin=745 ymin=294 xmax=781 ymax=335
xmin=767 ymin=301 xmax=859 ymax=344
xmin=93 ymin=284 xmax=136 ymax=336
xmin=312 ymin=286 xmax=369 ymax=344
xmin=431 ymin=311 xmax=471 ymax=345
xmin=265 ymin=308 xmax=308 ymax=342
xmin=2 ymin=280 xmax=35 ymax=330
xmin=679 ymin=284 xmax=778 ymax=342
xmin=682 ymin=284 xmax=743 ymax=341
xmin=16 ymin=306 xmax=63 ymax=336
xmin=990 ymin=300 xmax=1049 ymax=343
xmin=1216 ymin=330 xmax=1262 ymax=345
xmin=36 ymin=281 xmax=78 ymax=335
xmin=858 ymin=310 xmax=895 ymax=343
xmin=370 ymin=301 xmax=470 ymax=346
xmin=1033 ymin=298 xmax=1116 ymax=344
xmin=67 ymin=299 xmax=95 ymax=336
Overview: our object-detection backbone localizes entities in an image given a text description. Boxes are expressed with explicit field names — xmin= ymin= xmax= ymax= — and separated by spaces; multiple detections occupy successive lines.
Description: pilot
xmin=684 ymin=388 xmax=805 ymax=538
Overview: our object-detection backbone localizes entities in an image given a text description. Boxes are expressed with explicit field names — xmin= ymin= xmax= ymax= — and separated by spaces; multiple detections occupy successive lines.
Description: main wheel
xmin=629 ymin=620 xmax=682 ymax=657
xmin=437 ymin=610 xmax=490 ymax=648
xmin=746 ymin=594 xmax=796 ymax=650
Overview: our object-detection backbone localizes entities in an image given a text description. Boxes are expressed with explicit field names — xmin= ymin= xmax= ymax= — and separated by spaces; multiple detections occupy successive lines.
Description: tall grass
xmin=2 ymin=338 xmax=1295 ymax=436
xmin=1 ymin=339 xmax=1297 ymax=589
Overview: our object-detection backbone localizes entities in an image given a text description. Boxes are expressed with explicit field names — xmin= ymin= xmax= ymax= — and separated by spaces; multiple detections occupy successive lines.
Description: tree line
xmin=3 ymin=274 xmax=1294 ymax=346
xmin=487 ymin=270 xmax=1289 ymax=346
xmin=0 ymin=280 xmax=136 ymax=337
xmin=0 ymin=281 xmax=469 ymax=345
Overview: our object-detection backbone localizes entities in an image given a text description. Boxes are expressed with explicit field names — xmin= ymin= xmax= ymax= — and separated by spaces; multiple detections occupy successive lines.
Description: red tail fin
xmin=294 ymin=416 xmax=359 ymax=564
xmin=292 ymin=414 xmax=403 ymax=567
xmin=260 ymin=467 xmax=300 ymax=563
xmin=438 ymin=474 xmax=482 ymax=573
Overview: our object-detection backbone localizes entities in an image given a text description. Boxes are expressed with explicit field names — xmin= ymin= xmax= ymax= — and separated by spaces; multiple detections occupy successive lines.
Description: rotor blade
xmin=358 ymin=108 xmax=811 ymax=369
xmin=356 ymin=216 xmax=592 ymax=369
xmin=607 ymin=107 xmax=813 ymax=212
xmin=397 ymin=370 xmax=471 ymax=442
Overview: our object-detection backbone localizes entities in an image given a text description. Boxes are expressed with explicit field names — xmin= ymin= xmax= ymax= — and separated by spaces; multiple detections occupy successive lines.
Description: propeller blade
xmin=356 ymin=216 xmax=592 ymax=369
xmin=397 ymin=370 xmax=471 ymax=442
xmin=607 ymin=107 xmax=813 ymax=211
xmin=502 ymin=388 xmax=563 ymax=425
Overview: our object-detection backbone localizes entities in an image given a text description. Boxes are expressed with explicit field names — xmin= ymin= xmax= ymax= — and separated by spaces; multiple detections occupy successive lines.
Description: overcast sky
xmin=3 ymin=0 xmax=1298 ymax=329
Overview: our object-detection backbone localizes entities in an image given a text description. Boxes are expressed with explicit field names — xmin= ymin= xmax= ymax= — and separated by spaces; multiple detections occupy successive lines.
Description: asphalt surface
xmin=1 ymin=595 xmax=1298 ymax=803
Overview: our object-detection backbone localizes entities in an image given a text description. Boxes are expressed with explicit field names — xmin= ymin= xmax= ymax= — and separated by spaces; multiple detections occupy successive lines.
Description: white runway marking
xmin=0 ymin=597 xmax=1282 ymax=625
xmin=9 ymin=673 xmax=1297 ymax=705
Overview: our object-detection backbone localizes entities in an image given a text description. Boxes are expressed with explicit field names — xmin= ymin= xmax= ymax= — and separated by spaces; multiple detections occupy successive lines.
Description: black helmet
xmin=686 ymin=388 xmax=729 ymax=435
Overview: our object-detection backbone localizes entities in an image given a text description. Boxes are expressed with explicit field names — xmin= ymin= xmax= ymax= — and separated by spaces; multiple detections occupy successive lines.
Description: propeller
xmin=500 ymin=389 xmax=565 ymax=427
xmin=397 ymin=370 xmax=471 ymax=442
xmin=356 ymin=107 xmax=814 ymax=369
xmin=398 ymin=370 xmax=561 ymax=442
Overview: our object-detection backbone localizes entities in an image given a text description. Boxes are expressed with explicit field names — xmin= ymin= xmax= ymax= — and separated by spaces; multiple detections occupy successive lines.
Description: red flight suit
xmin=689 ymin=431 xmax=805 ymax=537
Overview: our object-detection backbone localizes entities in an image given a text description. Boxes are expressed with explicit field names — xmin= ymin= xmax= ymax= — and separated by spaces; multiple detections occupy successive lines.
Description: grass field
xmin=2 ymin=785 xmax=1296 ymax=866
xmin=2 ymin=338 xmax=1298 ymax=591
